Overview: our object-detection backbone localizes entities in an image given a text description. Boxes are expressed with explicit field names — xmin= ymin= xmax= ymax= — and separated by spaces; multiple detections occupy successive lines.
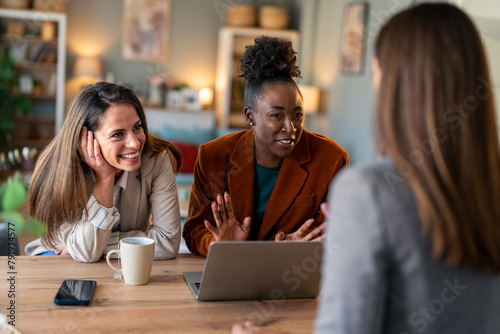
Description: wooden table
xmin=2 ymin=254 xmax=318 ymax=333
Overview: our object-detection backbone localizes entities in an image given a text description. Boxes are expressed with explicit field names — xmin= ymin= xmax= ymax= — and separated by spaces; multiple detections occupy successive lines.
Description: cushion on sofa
xmin=171 ymin=141 xmax=198 ymax=174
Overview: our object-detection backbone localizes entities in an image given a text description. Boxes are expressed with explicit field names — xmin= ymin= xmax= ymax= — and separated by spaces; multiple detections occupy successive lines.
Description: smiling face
xmin=245 ymin=82 xmax=304 ymax=167
xmin=94 ymin=103 xmax=146 ymax=174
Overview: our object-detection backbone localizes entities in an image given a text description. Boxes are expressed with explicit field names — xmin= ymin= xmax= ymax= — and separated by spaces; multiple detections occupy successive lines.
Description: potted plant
xmin=0 ymin=49 xmax=31 ymax=147
xmin=0 ymin=173 xmax=45 ymax=255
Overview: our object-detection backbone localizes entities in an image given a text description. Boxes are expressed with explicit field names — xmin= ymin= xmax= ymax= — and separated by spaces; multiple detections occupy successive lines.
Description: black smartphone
xmin=54 ymin=280 xmax=96 ymax=306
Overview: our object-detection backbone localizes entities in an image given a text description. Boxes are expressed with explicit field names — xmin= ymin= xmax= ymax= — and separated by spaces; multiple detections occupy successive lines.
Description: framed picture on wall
xmin=340 ymin=2 xmax=369 ymax=74
xmin=122 ymin=0 xmax=171 ymax=62
xmin=19 ymin=74 xmax=34 ymax=94
xmin=183 ymin=88 xmax=201 ymax=111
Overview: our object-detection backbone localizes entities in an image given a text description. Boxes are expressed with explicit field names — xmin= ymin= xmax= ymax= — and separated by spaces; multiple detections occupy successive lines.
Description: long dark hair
xmin=375 ymin=3 xmax=500 ymax=273
xmin=28 ymin=82 xmax=181 ymax=248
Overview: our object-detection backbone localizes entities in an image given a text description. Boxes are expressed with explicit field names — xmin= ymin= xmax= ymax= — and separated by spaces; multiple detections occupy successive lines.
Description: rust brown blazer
xmin=182 ymin=129 xmax=348 ymax=256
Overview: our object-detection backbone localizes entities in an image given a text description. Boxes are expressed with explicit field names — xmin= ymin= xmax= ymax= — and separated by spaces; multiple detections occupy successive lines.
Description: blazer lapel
xmin=227 ymin=131 xmax=256 ymax=227
xmin=258 ymin=131 xmax=311 ymax=239
xmin=120 ymin=169 xmax=141 ymax=232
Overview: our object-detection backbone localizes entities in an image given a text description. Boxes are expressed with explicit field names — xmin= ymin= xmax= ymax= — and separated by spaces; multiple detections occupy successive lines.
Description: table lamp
xmin=74 ymin=56 xmax=102 ymax=83
xmin=298 ymin=85 xmax=320 ymax=114
xmin=199 ymin=87 xmax=214 ymax=110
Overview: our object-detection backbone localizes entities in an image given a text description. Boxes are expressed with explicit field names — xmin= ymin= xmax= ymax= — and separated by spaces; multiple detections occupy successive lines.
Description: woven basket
xmin=0 ymin=0 xmax=30 ymax=9
xmin=33 ymin=0 xmax=66 ymax=13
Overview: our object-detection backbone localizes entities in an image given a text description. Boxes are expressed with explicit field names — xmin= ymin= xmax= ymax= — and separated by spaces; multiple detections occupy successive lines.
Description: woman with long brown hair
xmin=25 ymin=82 xmax=182 ymax=262
xmin=314 ymin=3 xmax=500 ymax=333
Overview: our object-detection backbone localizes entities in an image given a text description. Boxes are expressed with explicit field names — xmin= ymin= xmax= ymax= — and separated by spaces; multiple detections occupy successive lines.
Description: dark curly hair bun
xmin=240 ymin=36 xmax=301 ymax=82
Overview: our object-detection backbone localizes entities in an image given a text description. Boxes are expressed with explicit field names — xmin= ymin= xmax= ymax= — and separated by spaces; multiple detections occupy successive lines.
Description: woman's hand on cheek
xmin=78 ymin=127 xmax=115 ymax=179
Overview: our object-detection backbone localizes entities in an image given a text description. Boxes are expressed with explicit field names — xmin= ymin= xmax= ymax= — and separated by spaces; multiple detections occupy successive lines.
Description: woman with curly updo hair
xmin=183 ymin=36 xmax=348 ymax=256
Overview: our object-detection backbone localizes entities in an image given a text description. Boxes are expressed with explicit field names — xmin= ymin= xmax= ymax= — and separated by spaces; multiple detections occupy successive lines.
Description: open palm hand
xmin=275 ymin=219 xmax=326 ymax=242
xmin=204 ymin=192 xmax=251 ymax=241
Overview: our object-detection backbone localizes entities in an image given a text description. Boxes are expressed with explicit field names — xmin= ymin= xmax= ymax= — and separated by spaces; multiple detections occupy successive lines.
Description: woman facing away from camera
xmin=234 ymin=3 xmax=500 ymax=334
xmin=183 ymin=36 xmax=348 ymax=256
xmin=315 ymin=3 xmax=500 ymax=334
xmin=25 ymin=82 xmax=182 ymax=262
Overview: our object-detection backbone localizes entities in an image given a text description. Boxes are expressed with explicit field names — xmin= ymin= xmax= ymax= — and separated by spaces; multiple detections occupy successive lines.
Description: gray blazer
xmin=315 ymin=158 xmax=500 ymax=334
xmin=25 ymin=150 xmax=181 ymax=262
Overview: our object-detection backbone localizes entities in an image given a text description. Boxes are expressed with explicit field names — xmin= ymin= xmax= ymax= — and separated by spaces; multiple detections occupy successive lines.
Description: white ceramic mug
xmin=106 ymin=237 xmax=155 ymax=286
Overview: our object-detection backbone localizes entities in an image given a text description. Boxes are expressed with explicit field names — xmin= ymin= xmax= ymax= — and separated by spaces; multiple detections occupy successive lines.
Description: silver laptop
xmin=183 ymin=241 xmax=323 ymax=301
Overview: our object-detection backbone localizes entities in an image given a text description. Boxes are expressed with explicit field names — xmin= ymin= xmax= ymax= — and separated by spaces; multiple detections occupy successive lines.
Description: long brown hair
xmin=375 ymin=3 xmax=500 ymax=273
xmin=28 ymin=82 xmax=181 ymax=248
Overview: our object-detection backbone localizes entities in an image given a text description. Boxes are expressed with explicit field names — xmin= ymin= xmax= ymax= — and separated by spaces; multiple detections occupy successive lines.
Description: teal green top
xmin=251 ymin=163 xmax=281 ymax=239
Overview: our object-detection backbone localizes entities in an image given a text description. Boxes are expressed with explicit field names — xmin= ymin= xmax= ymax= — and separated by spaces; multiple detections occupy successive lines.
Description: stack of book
xmin=31 ymin=43 xmax=57 ymax=63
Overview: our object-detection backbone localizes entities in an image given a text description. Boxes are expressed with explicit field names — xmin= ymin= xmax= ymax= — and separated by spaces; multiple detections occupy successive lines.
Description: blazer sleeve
xmin=143 ymin=150 xmax=181 ymax=259
xmin=24 ymin=193 xmax=119 ymax=261
xmin=182 ymin=144 xmax=216 ymax=257
xmin=58 ymin=195 xmax=120 ymax=262
xmin=315 ymin=167 xmax=388 ymax=334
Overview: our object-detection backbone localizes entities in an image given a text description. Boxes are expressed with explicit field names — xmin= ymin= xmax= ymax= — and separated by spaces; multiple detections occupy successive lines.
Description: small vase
xmin=149 ymin=84 xmax=164 ymax=107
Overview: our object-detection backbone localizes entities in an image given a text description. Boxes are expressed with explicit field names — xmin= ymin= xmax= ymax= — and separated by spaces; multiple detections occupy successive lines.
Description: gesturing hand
xmin=275 ymin=219 xmax=326 ymax=242
xmin=77 ymin=127 xmax=115 ymax=179
xmin=204 ymin=192 xmax=252 ymax=241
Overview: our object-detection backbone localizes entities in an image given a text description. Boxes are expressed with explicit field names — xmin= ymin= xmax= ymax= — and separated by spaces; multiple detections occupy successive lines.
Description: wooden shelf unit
xmin=0 ymin=8 xmax=66 ymax=143
xmin=215 ymin=26 xmax=299 ymax=129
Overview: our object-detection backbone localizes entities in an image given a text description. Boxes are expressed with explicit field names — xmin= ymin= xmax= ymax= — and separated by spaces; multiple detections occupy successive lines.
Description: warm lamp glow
xmin=298 ymin=85 xmax=320 ymax=114
xmin=199 ymin=87 xmax=214 ymax=107
xmin=74 ymin=56 xmax=102 ymax=79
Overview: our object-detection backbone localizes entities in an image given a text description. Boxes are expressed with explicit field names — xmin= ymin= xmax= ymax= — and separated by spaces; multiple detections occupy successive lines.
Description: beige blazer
xmin=25 ymin=150 xmax=181 ymax=262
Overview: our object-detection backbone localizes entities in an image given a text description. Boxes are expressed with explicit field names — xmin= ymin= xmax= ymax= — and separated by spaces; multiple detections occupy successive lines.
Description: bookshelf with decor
xmin=215 ymin=26 xmax=299 ymax=129
xmin=0 ymin=8 xmax=66 ymax=153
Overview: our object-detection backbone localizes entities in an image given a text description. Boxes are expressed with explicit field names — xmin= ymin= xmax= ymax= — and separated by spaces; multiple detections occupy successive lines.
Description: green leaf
xmin=0 ymin=183 xmax=5 ymax=211
xmin=0 ymin=212 xmax=25 ymax=236
xmin=24 ymin=218 xmax=46 ymax=236
xmin=2 ymin=179 xmax=26 ymax=211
